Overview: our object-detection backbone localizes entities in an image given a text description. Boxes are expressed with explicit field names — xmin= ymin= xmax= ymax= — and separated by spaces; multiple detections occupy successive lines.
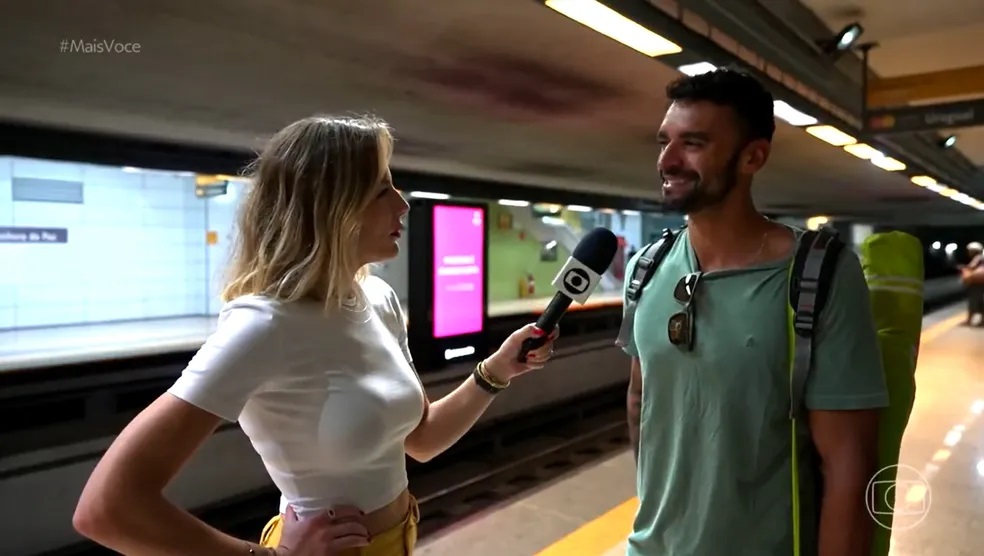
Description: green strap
xmin=786 ymin=261 xmax=802 ymax=556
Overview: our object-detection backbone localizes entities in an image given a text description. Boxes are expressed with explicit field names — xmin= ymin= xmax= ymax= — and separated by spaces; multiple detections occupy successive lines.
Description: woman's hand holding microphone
xmin=481 ymin=323 xmax=560 ymax=384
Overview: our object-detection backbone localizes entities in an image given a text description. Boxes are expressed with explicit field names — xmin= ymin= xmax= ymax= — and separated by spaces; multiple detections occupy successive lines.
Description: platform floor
xmin=1 ymin=277 xmax=958 ymax=373
xmin=0 ymin=292 xmax=627 ymax=373
xmin=0 ymin=316 xmax=216 ymax=372
xmin=416 ymin=303 xmax=984 ymax=556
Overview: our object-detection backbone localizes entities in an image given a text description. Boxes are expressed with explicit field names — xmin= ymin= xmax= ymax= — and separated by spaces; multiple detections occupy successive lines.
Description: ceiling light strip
xmin=869 ymin=156 xmax=906 ymax=172
xmin=609 ymin=0 xmax=979 ymax=205
xmin=545 ymin=0 xmax=682 ymax=57
xmin=843 ymin=143 xmax=882 ymax=160
xmin=805 ymin=125 xmax=856 ymax=147
xmin=561 ymin=9 xmax=980 ymax=213
xmin=910 ymin=176 xmax=984 ymax=210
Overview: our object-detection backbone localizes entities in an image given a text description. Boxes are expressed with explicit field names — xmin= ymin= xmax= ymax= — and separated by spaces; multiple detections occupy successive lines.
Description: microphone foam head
xmin=572 ymin=227 xmax=619 ymax=273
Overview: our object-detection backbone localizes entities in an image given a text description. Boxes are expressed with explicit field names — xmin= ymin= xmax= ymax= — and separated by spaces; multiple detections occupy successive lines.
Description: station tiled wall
xmin=0 ymin=156 xmax=210 ymax=329
xmin=0 ymin=155 xmax=643 ymax=331
xmin=0 ymin=155 xmax=410 ymax=331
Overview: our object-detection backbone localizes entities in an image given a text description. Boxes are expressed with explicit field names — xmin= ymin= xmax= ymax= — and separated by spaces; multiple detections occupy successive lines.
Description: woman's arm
xmin=73 ymin=394 xmax=275 ymax=556
xmin=404 ymin=324 xmax=556 ymax=462
xmin=72 ymin=302 xmax=345 ymax=555
xmin=403 ymin=367 xmax=497 ymax=463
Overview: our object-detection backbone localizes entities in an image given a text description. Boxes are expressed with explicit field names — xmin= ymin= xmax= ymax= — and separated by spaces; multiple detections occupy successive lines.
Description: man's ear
xmin=740 ymin=139 xmax=771 ymax=174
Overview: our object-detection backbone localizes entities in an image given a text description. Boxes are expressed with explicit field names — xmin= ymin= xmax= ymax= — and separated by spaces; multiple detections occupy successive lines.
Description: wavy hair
xmin=221 ymin=115 xmax=394 ymax=310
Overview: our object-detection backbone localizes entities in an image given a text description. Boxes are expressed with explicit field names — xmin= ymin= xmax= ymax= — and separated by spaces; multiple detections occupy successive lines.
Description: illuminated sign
xmin=865 ymin=98 xmax=984 ymax=133
xmin=432 ymin=205 xmax=485 ymax=338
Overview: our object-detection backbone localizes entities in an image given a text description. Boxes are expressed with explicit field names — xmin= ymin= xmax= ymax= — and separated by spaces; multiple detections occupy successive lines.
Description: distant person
xmin=619 ymin=69 xmax=887 ymax=555
xmin=73 ymin=115 xmax=558 ymax=556
xmin=960 ymin=241 xmax=984 ymax=325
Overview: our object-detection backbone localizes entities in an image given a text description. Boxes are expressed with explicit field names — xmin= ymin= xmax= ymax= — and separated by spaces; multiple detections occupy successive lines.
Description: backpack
xmin=616 ymin=225 xmax=922 ymax=556
xmin=618 ymin=225 xmax=844 ymax=421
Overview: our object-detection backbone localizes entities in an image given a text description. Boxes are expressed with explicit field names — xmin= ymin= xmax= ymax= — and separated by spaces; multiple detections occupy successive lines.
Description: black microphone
xmin=516 ymin=227 xmax=620 ymax=362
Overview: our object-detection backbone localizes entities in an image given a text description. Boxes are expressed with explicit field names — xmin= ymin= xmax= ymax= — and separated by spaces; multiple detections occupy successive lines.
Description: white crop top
xmin=167 ymin=276 xmax=426 ymax=517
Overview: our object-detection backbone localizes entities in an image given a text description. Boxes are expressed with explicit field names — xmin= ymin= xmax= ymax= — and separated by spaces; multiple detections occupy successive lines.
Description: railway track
xmin=50 ymin=384 xmax=629 ymax=555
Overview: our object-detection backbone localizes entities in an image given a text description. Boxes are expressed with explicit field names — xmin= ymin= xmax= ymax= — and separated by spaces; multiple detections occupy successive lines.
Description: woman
xmin=73 ymin=115 xmax=558 ymax=556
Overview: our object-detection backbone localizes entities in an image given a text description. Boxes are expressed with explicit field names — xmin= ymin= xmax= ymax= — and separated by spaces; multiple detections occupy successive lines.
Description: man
xmin=620 ymin=68 xmax=889 ymax=555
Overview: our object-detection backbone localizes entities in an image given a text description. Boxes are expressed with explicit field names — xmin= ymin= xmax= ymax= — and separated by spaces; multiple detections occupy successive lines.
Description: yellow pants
xmin=259 ymin=497 xmax=419 ymax=555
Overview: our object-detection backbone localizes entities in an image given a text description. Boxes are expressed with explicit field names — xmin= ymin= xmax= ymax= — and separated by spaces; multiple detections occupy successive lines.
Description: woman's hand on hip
xmin=276 ymin=504 xmax=369 ymax=555
xmin=485 ymin=324 xmax=560 ymax=382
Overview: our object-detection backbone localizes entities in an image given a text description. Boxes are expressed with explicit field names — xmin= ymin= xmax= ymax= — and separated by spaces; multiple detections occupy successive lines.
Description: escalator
xmin=505 ymin=205 xmax=621 ymax=290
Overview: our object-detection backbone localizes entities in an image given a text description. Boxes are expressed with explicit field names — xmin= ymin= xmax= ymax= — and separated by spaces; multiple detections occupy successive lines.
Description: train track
xmin=412 ymin=397 xmax=629 ymax=538
xmin=51 ymin=384 xmax=629 ymax=555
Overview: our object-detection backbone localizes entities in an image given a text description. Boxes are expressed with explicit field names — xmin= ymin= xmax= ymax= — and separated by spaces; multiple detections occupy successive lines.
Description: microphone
xmin=516 ymin=227 xmax=620 ymax=362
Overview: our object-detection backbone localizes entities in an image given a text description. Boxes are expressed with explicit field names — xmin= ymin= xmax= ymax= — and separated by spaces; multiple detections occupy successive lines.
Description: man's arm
xmin=619 ymin=249 xmax=646 ymax=465
xmin=806 ymin=249 xmax=890 ymax=556
xmin=627 ymin=356 xmax=643 ymax=462
xmin=810 ymin=408 xmax=880 ymax=556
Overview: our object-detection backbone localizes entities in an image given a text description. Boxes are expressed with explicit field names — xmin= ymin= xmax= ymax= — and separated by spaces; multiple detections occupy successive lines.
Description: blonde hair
xmin=221 ymin=115 xmax=394 ymax=311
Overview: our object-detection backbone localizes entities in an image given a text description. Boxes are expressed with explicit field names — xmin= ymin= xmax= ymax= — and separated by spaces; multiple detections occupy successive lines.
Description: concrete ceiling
xmin=0 ymin=0 xmax=978 ymax=224
xmin=801 ymin=0 xmax=984 ymax=167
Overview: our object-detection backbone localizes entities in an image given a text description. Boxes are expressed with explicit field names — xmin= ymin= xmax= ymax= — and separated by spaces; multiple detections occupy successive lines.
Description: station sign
xmin=865 ymin=98 xmax=984 ymax=134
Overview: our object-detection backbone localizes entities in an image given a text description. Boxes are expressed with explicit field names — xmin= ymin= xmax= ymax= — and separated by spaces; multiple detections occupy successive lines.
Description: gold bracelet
xmin=472 ymin=361 xmax=507 ymax=395
xmin=478 ymin=360 xmax=510 ymax=389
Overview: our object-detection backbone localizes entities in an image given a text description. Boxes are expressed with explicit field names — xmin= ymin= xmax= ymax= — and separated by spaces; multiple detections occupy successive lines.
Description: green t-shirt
xmin=620 ymin=227 xmax=889 ymax=556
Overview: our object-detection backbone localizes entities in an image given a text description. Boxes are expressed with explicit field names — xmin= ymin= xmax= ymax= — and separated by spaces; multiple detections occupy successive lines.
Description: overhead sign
xmin=865 ymin=98 xmax=984 ymax=134
xmin=0 ymin=226 xmax=68 ymax=243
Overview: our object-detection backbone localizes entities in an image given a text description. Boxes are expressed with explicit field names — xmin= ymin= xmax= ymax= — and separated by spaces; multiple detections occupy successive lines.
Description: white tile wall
xmin=0 ymin=156 xmax=206 ymax=329
xmin=0 ymin=155 xmax=410 ymax=330
xmin=204 ymin=181 xmax=244 ymax=315
xmin=0 ymin=157 xmax=13 ymax=329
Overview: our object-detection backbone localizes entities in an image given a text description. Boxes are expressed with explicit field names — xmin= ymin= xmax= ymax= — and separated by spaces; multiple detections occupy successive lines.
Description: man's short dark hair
xmin=665 ymin=67 xmax=776 ymax=143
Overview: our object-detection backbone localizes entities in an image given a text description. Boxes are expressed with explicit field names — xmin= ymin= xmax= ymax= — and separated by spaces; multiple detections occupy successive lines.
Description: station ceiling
xmin=0 ymin=0 xmax=982 ymax=225
xmin=803 ymin=0 xmax=984 ymax=169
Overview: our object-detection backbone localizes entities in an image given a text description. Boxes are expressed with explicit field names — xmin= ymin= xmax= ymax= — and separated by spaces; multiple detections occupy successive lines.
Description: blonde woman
xmin=73 ymin=115 xmax=558 ymax=556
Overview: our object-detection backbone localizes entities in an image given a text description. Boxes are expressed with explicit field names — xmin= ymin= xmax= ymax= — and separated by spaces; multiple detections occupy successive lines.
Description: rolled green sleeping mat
xmin=858 ymin=231 xmax=924 ymax=556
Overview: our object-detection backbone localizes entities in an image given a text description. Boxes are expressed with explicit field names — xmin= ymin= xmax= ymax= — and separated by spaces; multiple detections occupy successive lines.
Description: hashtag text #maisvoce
xmin=66 ymin=39 xmax=141 ymax=54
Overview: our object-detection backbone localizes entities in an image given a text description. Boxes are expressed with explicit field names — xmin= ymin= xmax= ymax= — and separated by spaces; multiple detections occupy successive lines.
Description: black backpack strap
xmin=616 ymin=227 xmax=680 ymax=350
xmin=787 ymin=227 xmax=845 ymax=419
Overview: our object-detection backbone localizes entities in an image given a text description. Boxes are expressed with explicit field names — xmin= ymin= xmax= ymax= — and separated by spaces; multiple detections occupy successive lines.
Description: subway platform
xmin=416 ymin=302 xmax=984 ymax=556
xmin=0 ymin=293 xmax=627 ymax=373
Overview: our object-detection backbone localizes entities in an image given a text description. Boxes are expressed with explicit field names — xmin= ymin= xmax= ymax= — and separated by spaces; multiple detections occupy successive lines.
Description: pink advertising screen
xmin=432 ymin=204 xmax=485 ymax=338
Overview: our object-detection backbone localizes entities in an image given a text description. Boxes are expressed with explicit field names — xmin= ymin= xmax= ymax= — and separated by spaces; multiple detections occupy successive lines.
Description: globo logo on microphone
xmin=551 ymin=257 xmax=602 ymax=305
xmin=563 ymin=268 xmax=591 ymax=295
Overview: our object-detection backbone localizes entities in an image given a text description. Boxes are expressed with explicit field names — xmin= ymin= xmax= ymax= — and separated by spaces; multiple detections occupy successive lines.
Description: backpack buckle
xmin=626 ymin=256 xmax=654 ymax=302
xmin=793 ymin=311 xmax=815 ymax=337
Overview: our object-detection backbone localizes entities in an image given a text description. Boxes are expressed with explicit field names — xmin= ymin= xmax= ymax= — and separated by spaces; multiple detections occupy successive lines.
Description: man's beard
xmin=661 ymin=152 xmax=741 ymax=215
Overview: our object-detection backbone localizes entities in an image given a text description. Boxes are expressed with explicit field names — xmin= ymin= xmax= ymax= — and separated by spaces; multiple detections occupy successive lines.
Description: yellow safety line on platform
xmin=533 ymin=498 xmax=637 ymax=556
xmin=534 ymin=312 xmax=964 ymax=556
